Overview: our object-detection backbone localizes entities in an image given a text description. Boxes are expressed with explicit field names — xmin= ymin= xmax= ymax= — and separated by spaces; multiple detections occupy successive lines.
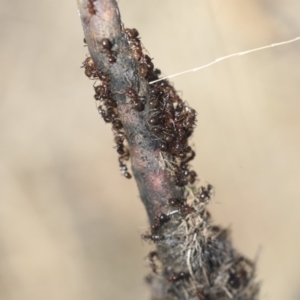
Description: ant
xmin=94 ymin=82 xmax=110 ymax=100
xmin=119 ymin=156 xmax=131 ymax=179
xmin=228 ymin=272 xmax=241 ymax=289
xmin=124 ymin=28 xmax=141 ymax=50
xmin=107 ymin=107 xmax=118 ymax=121
xmin=87 ymin=0 xmax=96 ymax=15
xmin=141 ymin=233 xmax=164 ymax=243
xmin=132 ymin=45 xmax=143 ymax=61
xmin=148 ymin=113 xmax=162 ymax=126
xmin=168 ymin=198 xmax=186 ymax=207
xmin=167 ymin=271 xmax=190 ymax=282
xmin=82 ymin=56 xmax=92 ymax=68
xmin=112 ymin=119 xmax=123 ymax=131
xmin=114 ymin=129 xmax=131 ymax=179
xmin=185 ymin=108 xmax=197 ymax=129
xmin=175 ymin=176 xmax=188 ymax=187
xmin=227 ymin=258 xmax=252 ymax=290
xmin=124 ymin=28 xmax=160 ymax=82
xmin=168 ymin=198 xmax=194 ymax=215
xmin=143 ymin=55 xmax=154 ymax=72
xmin=150 ymin=126 xmax=161 ymax=136
xmin=124 ymin=28 xmax=144 ymax=63
xmin=124 ymin=28 xmax=139 ymax=39
xmin=139 ymin=63 xmax=148 ymax=78
xmin=158 ymin=141 xmax=168 ymax=152
xmin=199 ymin=184 xmax=214 ymax=202
xmin=188 ymin=170 xmax=197 ymax=184
xmin=125 ymin=87 xmax=144 ymax=112
xmin=163 ymin=100 xmax=175 ymax=117
xmin=100 ymin=38 xmax=116 ymax=63
xmin=148 ymin=87 xmax=164 ymax=108
xmin=147 ymin=251 xmax=159 ymax=274
xmin=97 ymin=105 xmax=115 ymax=123
xmin=151 ymin=213 xmax=170 ymax=233
xmin=83 ymin=58 xmax=98 ymax=79
xmin=114 ymin=132 xmax=125 ymax=146
xmin=176 ymin=158 xmax=197 ymax=186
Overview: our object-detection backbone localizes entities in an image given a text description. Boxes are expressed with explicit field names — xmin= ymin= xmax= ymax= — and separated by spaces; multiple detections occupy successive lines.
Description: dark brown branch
xmin=76 ymin=1 xmax=260 ymax=299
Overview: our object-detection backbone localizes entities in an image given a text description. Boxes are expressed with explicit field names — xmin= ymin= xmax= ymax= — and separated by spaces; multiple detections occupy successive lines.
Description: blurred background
xmin=1 ymin=0 xmax=300 ymax=299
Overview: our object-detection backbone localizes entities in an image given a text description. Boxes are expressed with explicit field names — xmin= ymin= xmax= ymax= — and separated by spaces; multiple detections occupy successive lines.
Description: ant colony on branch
xmin=82 ymin=28 xmax=199 ymax=183
xmin=81 ymin=22 xmax=258 ymax=299
xmin=82 ymin=38 xmax=131 ymax=179
xmin=124 ymin=27 xmax=198 ymax=187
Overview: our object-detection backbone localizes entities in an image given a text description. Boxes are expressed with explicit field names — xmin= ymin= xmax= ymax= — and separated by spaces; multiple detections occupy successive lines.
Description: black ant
xmin=227 ymin=258 xmax=252 ymax=290
xmin=143 ymin=55 xmax=154 ymax=72
xmin=167 ymin=271 xmax=190 ymax=282
xmin=154 ymin=68 xmax=161 ymax=77
xmin=168 ymin=198 xmax=186 ymax=207
xmin=107 ymin=107 xmax=118 ymax=120
xmin=115 ymin=131 xmax=131 ymax=179
xmin=174 ymin=164 xmax=191 ymax=187
xmin=228 ymin=272 xmax=241 ymax=289
xmin=148 ymin=113 xmax=162 ymax=126
xmin=151 ymin=213 xmax=170 ymax=233
xmin=199 ymin=184 xmax=214 ymax=202
xmin=175 ymin=177 xmax=188 ymax=188
xmin=150 ymin=127 xmax=161 ymax=136
xmin=168 ymin=198 xmax=194 ymax=215
xmin=148 ymin=88 xmax=164 ymax=108
xmin=158 ymin=141 xmax=168 ymax=152
xmin=119 ymin=156 xmax=131 ymax=179
xmin=141 ymin=233 xmax=164 ymax=242
xmin=100 ymin=38 xmax=116 ymax=63
xmin=148 ymin=98 xmax=159 ymax=109
xmin=185 ymin=108 xmax=197 ymax=129
xmin=188 ymin=170 xmax=197 ymax=184
xmin=125 ymin=87 xmax=144 ymax=112
xmin=101 ymin=38 xmax=112 ymax=50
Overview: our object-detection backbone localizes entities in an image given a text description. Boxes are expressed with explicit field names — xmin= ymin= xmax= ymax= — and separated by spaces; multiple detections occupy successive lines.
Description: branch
xmin=76 ymin=1 xmax=260 ymax=299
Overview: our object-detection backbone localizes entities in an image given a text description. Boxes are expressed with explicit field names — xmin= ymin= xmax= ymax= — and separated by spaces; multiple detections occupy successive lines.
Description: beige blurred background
xmin=1 ymin=0 xmax=300 ymax=299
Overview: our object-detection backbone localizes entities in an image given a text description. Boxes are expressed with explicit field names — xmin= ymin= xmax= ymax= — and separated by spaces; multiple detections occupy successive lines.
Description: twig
xmin=76 ymin=1 xmax=260 ymax=299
